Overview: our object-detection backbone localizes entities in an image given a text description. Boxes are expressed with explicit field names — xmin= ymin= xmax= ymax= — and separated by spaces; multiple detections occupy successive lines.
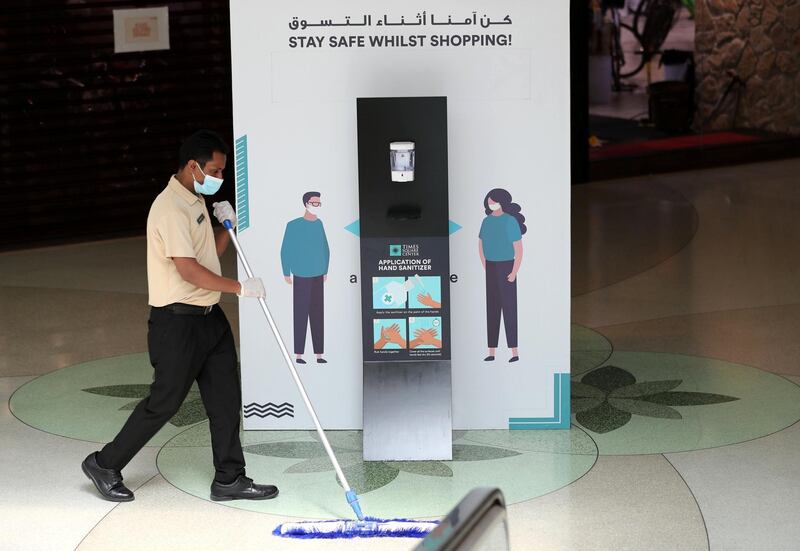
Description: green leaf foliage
xmin=387 ymin=461 xmax=454 ymax=478
xmin=308 ymin=430 xmax=362 ymax=452
xmin=571 ymin=381 xmax=607 ymax=399
xmin=581 ymin=366 xmax=636 ymax=392
xmin=682 ymin=0 xmax=695 ymax=18
xmin=572 ymin=397 xmax=604 ymax=414
xmin=611 ymin=380 xmax=683 ymax=398
xmin=87 ymin=385 xmax=206 ymax=427
xmin=284 ymin=452 xmax=362 ymax=474
xmin=573 ymin=365 xmax=740 ymax=434
xmin=644 ymin=391 xmax=739 ymax=406
xmin=243 ymin=441 xmax=327 ymax=459
xmin=83 ymin=384 xmax=151 ymax=398
xmin=169 ymin=399 xmax=207 ymax=426
xmin=609 ymin=398 xmax=682 ymax=419
xmin=339 ymin=462 xmax=400 ymax=494
xmin=576 ymin=401 xmax=631 ymax=434
xmin=451 ymin=444 xmax=521 ymax=461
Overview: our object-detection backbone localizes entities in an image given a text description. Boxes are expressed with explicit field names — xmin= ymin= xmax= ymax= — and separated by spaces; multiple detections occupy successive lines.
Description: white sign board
xmin=230 ymin=0 xmax=571 ymax=430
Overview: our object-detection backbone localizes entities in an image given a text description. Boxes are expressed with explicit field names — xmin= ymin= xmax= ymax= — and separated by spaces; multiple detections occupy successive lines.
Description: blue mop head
xmin=273 ymin=517 xmax=439 ymax=539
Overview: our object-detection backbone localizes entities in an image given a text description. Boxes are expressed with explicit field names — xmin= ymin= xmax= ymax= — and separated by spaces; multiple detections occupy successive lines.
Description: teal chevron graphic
xmin=508 ymin=373 xmax=571 ymax=429
xmin=344 ymin=220 xmax=360 ymax=236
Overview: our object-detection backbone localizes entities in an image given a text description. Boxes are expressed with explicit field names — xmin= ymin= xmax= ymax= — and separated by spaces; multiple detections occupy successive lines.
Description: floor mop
xmin=223 ymin=220 xmax=439 ymax=539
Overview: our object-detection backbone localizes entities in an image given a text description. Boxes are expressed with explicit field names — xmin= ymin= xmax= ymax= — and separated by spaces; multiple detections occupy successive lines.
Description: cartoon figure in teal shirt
xmin=280 ymin=191 xmax=329 ymax=364
xmin=478 ymin=188 xmax=525 ymax=363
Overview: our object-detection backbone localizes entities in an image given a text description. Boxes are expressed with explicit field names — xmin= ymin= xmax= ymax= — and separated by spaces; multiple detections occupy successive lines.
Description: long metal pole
xmin=224 ymin=221 xmax=364 ymax=520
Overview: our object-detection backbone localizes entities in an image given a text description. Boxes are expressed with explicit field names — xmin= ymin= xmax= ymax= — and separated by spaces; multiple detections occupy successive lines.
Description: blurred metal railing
xmin=415 ymin=487 xmax=510 ymax=551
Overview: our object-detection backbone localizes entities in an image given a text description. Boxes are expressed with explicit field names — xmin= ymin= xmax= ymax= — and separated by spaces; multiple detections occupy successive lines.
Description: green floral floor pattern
xmin=572 ymin=352 xmax=800 ymax=454
xmin=157 ymin=424 xmax=598 ymax=519
xmin=7 ymin=326 xmax=608 ymax=446
xmin=9 ymin=353 xmax=197 ymax=445
xmin=10 ymin=332 xmax=800 ymax=463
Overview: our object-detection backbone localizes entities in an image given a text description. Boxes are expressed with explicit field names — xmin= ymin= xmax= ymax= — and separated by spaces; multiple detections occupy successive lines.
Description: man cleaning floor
xmin=82 ymin=130 xmax=278 ymax=503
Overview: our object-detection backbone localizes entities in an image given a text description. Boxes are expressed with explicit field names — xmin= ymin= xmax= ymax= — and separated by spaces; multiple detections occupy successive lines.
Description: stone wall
xmin=695 ymin=0 xmax=800 ymax=134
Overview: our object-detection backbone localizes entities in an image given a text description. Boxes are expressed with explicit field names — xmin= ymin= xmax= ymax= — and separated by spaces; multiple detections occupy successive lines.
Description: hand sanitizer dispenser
xmin=357 ymin=97 xmax=452 ymax=461
xmin=390 ymin=141 xmax=415 ymax=182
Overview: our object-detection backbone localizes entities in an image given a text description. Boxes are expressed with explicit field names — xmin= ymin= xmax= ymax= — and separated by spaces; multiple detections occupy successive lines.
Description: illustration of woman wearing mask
xmin=478 ymin=188 xmax=525 ymax=363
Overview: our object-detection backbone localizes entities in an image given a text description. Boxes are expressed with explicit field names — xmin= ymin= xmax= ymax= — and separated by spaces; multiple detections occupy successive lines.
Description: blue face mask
xmin=193 ymin=164 xmax=223 ymax=195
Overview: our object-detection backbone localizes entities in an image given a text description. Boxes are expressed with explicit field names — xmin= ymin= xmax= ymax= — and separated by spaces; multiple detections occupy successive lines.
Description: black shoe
xmin=296 ymin=358 xmax=307 ymax=364
xmin=509 ymin=356 xmax=519 ymax=363
xmin=81 ymin=452 xmax=134 ymax=502
xmin=484 ymin=356 xmax=495 ymax=361
xmin=316 ymin=358 xmax=327 ymax=364
xmin=210 ymin=475 xmax=279 ymax=501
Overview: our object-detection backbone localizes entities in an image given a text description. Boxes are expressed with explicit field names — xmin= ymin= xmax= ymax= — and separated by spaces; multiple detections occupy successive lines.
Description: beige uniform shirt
xmin=147 ymin=176 xmax=221 ymax=307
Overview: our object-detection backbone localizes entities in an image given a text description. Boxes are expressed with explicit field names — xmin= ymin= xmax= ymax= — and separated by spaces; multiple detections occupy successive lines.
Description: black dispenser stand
xmin=357 ymin=97 xmax=453 ymax=461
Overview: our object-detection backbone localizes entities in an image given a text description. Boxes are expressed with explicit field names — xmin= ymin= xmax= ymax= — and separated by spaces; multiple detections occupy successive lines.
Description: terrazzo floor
xmin=3 ymin=158 xmax=800 ymax=550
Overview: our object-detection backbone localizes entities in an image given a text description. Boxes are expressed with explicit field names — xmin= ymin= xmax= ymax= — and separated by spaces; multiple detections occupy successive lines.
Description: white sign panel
xmin=230 ymin=0 xmax=571 ymax=430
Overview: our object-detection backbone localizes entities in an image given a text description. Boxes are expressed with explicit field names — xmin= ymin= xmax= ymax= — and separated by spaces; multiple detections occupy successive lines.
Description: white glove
xmin=237 ymin=277 xmax=265 ymax=298
xmin=212 ymin=201 xmax=237 ymax=228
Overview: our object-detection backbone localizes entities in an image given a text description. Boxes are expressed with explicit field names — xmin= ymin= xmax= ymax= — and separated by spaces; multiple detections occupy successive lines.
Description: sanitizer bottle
xmin=389 ymin=142 xmax=415 ymax=182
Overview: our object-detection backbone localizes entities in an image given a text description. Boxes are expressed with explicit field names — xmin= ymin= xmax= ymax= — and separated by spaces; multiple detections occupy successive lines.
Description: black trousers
xmin=97 ymin=304 xmax=246 ymax=484
xmin=293 ymin=275 xmax=324 ymax=355
xmin=485 ymin=260 xmax=518 ymax=348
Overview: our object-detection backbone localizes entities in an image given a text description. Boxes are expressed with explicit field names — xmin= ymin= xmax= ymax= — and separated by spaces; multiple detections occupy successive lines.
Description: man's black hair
xmin=302 ymin=191 xmax=321 ymax=205
xmin=178 ymin=130 xmax=230 ymax=169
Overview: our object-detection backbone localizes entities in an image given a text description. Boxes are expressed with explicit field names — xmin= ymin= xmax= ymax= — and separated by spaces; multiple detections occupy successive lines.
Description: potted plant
xmin=682 ymin=0 xmax=695 ymax=18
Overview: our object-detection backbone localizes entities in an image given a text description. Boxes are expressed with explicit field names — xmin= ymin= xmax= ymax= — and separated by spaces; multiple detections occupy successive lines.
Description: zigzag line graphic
xmin=243 ymin=405 xmax=294 ymax=412
xmin=243 ymin=401 xmax=295 ymax=419
xmin=244 ymin=411 xmax=295 ymax=418
xmin=244 ymin=409 xmax=293 ymax=415
xmin=243 ymin=402 xmax=294 ymax=409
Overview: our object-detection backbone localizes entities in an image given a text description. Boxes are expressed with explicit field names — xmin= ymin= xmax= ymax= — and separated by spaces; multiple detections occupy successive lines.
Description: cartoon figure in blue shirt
xmin=478 ymin=188 xmax=525 ymax=363
xmin=280 ymin=191 xmax=329 ymax=364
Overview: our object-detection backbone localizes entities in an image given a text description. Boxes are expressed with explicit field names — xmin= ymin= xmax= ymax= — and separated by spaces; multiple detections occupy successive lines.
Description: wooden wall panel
xmin=0 ymin=1 xmax=235 ymax=250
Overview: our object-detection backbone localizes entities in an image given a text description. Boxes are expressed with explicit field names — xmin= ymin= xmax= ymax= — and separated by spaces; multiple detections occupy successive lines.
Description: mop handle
xmin=223 ymin=221 xmax=354 ymax=497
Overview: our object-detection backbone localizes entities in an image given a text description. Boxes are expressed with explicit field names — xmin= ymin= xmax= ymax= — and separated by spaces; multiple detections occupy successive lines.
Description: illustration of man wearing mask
xmin=280 ymin=191 xmax=329 ymax=364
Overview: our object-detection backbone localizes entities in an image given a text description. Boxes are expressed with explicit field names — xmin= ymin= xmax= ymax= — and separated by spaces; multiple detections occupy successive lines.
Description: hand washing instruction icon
xmin=382 ymin=279 xmax=415 ymax=307
xmin=372 ymin=276 xmax=426 ymax=309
